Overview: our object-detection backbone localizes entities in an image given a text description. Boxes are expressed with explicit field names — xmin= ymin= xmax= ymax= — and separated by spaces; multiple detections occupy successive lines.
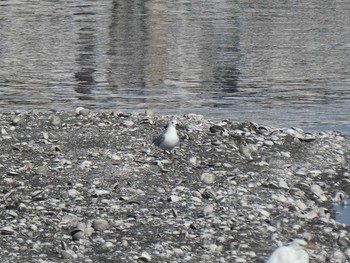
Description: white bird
xmin=153 ymin=117 xmax=179 ymax=152
xmin=266 ymin=239 xmax=319 ymax=263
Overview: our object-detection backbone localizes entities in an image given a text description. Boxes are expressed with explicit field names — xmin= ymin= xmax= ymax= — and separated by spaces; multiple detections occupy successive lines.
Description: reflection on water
xmin=0 ymin=0 xmax=350 ymax=133
xmin=333 ymin=199 xmax=350 ymax=225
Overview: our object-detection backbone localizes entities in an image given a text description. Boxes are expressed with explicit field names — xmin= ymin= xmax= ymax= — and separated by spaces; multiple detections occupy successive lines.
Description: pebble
xmin=60 ymin=214 xmax=79 ymax=228
xmin=11 ymin=115 xmax=23 ymax=125
xmin=138 ymin=251 xmax=152 ymax=261
xmin=278 ymin=179 xmax=289 ymax=189
xmin=71 ymin=228 xmax=84 ymax=241
xmin=61 ymin=250 xmax=77 ymax=260
xmin=68 ymin=189 xmax=80 ymax=197
xmin=263 ymin=140 xmax=274 ymax=146
xmin=1 ymin=226 xmax=15 ymax=235
xmin=310 ymin=184 xmax=328 ymax=201
xmin=333 ymin=250 xmax=346 ymax=263
xmin=76 ymin=107 xmax=90 ymax=116
xmin=51 ymin=115 xmax=61 ymax=126
xmin=203 ymin=204 xmax=214 ymax=216
xmin=123 ymin=120 xmax=134 ymax=127
xmin=201 ymin=173 xmax=216 ymax=185
xmin=168 ymin=195 xmax=181 ymax=202
xmin=92 ymin=219 xmax=109 ymax=232
xmin=173 ymin=248 xmax=184 ymax=256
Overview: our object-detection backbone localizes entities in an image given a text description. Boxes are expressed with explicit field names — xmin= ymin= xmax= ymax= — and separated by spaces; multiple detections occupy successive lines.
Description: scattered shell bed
xmin=0 ymin=109 xmax=349 ymax=263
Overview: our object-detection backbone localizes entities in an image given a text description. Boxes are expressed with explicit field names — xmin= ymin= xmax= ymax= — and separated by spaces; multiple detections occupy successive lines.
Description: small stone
xmin=80 ymin=160 xmax=92 ymax=169
xmin=51 ymin=116 xmax=61 ymax=126
xmin=1 ymin=226 xmax=15 ymax=235
xmin=138 ymin=251 xmax=152 ymax=262
xmin=190 ymin=196 xmax=203 ymax=203
xmin=123 ymin=120 xmax=134 ymax=127
xmin=281 ymin=151 xmax=291 ymax=158
xmin=60 ymin=214 xmax=79 ymax=228
xmin=84 ymin=227 xmax=94 ymax=237
xmin=201 ymin=173 xmax=216 ymax=185
xmin=110 ymin=205 xmax=121 ymax=212
xmin=30 ymin=224 xmax=38 ymax=231
xmin=75 ymin=107 xmax=90 ymax=116
xmin=189 ymin=157 xmax=197 ymax=165
xmin=11 ymin=116 xmax=23 ymax=125
xmin=42 ymin=132 xmax=49 ymax=140
xmin=91 ymin=189 xmax=110 ymax=197
xmin=263 ymin=140 xmax=274 ymax=146
xmin=61 ymin=250 xmax=77 ymax=260
xmin=92 ymin=219 xmax=109 ymax=232
xmin=210 ymin=125 xmax=225 ymax=134
xmin=310 ymin=184 xmax=328 ymax=201
xmin=203 ymin=204 xmax=214 ymax=216
xmin=278 ymin=179 xmax=289 ymax=189
xmin=173 ymin=248 xmax=184 ymax=256
xmin=110 ymin=154 xmax=121 ymax=161
xmin=71 ymin=228 xmax=84 ymax=241
xmin=1 ymin=127 xmax=8 ymax=134
xmin=35 ymin=165 xmax=49 ymax=175
xmin=68 ymin=189 xmax=80 ymax=198
xmin=168 ymin=195 xmax=181 ymax=202
xmin=105 ymin=242 xmax=115 ymax=249
xmin=333 ymin=250 xmax=346 ymax=263
xmin=145 ymin=110 xmax=155 ymax=117
xmin=295 ymin=200 xmax=308 ymax=211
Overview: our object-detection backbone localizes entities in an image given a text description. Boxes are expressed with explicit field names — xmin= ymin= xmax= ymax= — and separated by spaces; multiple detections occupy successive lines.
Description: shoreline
xmin=0 ymin=110 xmax=349 ymax=262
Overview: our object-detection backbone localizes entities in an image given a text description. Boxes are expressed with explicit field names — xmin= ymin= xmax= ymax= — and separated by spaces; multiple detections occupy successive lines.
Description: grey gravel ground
xmin=0 ymin=110 xmax=349 ymax=263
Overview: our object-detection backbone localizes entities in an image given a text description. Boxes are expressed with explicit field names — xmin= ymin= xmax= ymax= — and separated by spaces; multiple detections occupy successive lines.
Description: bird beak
xmin=302 ymin=244 xmax=319 ymax=251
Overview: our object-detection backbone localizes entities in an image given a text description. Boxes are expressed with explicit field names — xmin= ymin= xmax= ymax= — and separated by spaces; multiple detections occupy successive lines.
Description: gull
xmin=266 ymin=239 xmax=319 ymax=263
xmin=153 ymin=117 xmax=179 ymax=152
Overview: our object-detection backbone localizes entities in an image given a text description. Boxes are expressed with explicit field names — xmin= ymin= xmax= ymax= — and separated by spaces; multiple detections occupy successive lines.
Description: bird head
xmin=289 ymin=239 xmax=319 ymax=251
xmin=165 ymin=116 xmax=177 ymax=128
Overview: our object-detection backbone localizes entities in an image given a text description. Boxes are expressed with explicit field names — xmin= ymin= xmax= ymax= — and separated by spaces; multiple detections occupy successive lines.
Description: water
xmin=0 ymin=0 xmax=350 ymax=134
xmin=333 ymin=199 xmax=350 ymax=225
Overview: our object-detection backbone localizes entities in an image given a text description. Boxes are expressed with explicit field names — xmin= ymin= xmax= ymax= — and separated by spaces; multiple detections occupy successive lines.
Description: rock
xmin=173 ymin=248 xmax=184 ymax=256
xmin=333 ymin=250 xmax=346 ymax=263
xmin=60 ymin=214 xmax=79 ymax=228
xmin=92 ymin=219 xmax=109 ymax=232
xmin=61 ymin=250 xmax=77 ymax=260
xmin=75 ymin=107 xmax=90 ymax=116
xmin=203 ymin=204 xmax=214 ymax=216
xmin=278 ymin=179 xmax=289 ymax=189
xmin=138 ymin=251 xmax=152 ymax=262
xmin=201 ymin=173 xmax=216 ymax=185
xmin=310 ymin=184 xmax=328 ymax=201
xmin=35 ymin=165 xmax=49 ymax=175
xmin=168 ymin=195 xmax=181 ymax=202
xmin=11 ymin=115 xmax=23 ymax=125
xmin=1 ymin=226 xmax=15 ymax=235
xmin=123 ymin=120 xmax=134 ymax=127
xmin=71 ymin=228 xmax=84 ymax=241
xmin=67 ymin=189 xmax=80 ymax=197
xmin=80 ymin=160 xmax=92 ymax=169
xmin=51 ymin=115 xmax=61 ymax=126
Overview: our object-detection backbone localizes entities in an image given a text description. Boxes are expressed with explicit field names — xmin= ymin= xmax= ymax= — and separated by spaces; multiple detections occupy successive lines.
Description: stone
xmin=92 ymin=219 xmax=109 ymax=232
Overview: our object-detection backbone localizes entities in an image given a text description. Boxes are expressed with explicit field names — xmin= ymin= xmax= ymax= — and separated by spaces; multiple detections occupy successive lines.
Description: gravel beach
xmin=0 ymin=110 xmax=349 ymax=263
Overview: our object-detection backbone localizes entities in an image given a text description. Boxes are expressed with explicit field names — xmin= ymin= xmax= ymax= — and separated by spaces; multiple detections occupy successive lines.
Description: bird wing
xmin=153 ymin=133 xmax=165 ymax=146
xmin=267 ymin=246 xmax=302 ymax=263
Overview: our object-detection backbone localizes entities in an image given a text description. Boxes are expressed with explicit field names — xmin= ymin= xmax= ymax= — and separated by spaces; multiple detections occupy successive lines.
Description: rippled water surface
xmin=333 ymin=199 xmax=350 ymax=225
xmin=0 ymin=0 xmax=350 ymax=132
